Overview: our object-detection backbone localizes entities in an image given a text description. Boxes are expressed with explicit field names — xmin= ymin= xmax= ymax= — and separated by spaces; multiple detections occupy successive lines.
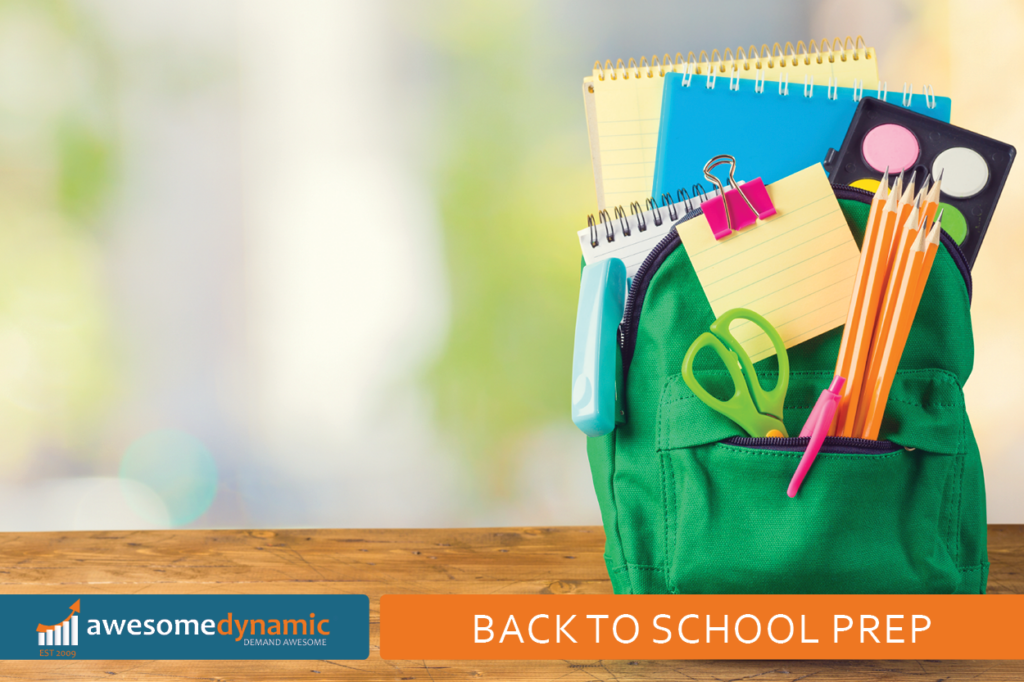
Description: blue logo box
xmin=0 ymin=595 xmax=369 ymax=660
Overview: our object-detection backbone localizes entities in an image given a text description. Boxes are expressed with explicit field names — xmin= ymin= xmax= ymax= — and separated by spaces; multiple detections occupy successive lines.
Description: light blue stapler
xmin=571 ymin=258 xmax=627 ymax=437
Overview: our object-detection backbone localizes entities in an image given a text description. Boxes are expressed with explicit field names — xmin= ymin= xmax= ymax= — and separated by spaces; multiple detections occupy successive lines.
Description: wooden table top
xmin=1 ymin=525 xmax=1022 ymax=680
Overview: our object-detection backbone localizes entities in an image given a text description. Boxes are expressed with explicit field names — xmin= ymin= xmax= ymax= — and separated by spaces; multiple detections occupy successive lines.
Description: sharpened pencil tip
xmin=916 ymin=225 xmax=928 ymax=248
xmin=915 ymin=184 xmax=927 ymax=205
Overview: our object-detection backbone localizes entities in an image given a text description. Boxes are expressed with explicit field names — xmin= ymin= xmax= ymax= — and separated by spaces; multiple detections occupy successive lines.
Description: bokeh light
xmin=119 ymin=430 xmax=217 ymax=527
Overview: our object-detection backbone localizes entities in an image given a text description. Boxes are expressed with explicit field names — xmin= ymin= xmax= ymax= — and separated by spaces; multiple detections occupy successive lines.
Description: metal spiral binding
xmin=677 ymin=61 xmax=936 ymax=110
xmin=598 ymin=210 xmax=613 ymax=243
xmin=600 ymin=36 xmax=936 ymax=109
xmin=645 ymin=197 xmax=662 ymax=225
xmin=591 ymin=36 xmax=870 ymax=81
xmin=614 ymin=205 xmax=631 ymax=237
xmin=681 ymin=61 xmax=694 ymax=87
xmin=629 ymin=201 xmax=647 ymax=232
xmin=585 ymin=190 xmax=703 ymax=247
xmin=923 ymin=85 xmax=936 ymax=110
xmin=661 ymin=193 xmax=678 ymax=220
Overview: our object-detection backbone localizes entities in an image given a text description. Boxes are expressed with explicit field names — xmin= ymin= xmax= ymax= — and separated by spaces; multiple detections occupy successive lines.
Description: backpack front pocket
xmin=657 ymin=369 xmax=965 ymax=594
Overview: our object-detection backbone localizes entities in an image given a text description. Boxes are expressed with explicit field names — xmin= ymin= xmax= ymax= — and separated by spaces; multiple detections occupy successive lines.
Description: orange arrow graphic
xmin=36 ymin=599 xmax=80 ymax=632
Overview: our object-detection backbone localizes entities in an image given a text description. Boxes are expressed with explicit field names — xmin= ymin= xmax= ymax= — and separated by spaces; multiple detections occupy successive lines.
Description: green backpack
xmin=586 ymin=185 xmax=988 ymax=595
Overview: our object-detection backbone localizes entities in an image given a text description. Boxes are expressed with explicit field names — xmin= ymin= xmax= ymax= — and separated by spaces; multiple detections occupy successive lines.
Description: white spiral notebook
xmin=576 ymin=190 xmax=708 ymax=279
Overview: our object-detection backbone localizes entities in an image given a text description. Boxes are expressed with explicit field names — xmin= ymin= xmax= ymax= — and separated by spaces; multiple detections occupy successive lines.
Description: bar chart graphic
xmin=36 ymin=599 xmax=79 ymax=646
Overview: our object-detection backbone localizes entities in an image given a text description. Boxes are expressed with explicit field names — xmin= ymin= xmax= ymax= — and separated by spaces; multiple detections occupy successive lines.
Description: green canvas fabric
xmin=586 ymin=196 xmax=988 ymax=594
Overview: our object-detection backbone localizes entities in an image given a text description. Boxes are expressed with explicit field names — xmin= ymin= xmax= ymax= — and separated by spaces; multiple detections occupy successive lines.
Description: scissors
xmin=681 ymin=308 xmax=789 ymax=438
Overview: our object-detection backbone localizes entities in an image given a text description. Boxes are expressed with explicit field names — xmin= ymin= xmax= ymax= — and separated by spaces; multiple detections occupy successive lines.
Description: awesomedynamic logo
xmin=12 ymin=594 xmax=367 ymax=660
xmin=84 ymin=610 xmax=332 ymax=647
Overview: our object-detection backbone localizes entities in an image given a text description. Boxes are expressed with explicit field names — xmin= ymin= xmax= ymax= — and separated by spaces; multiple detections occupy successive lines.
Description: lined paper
xmin=588 ymin=74 xmax=663 ymax=212
xmin=677 ymin=164 xmax=861 ymax=362
xmin=584 ymin=46 xmax=879 ymax=211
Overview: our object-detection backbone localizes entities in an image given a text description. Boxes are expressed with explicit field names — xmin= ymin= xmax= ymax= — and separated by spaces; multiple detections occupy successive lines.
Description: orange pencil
xmin=834 ymin=180 xmax=900 ymax=436
xmin=852 ymin=199 xmax=922 ymax=436
xmin=913 ymin=174 xmax=930 ymax=216
xmin=916 ymin=208 xmax=943 ymax=301
xmin=884 ymin=171 xmax=917 ymax=273
xmin=896 ymin=170 xmax=917 ymax=228
xmin=860 ymin=221 xmax=941 ymax=440
xmin=831 ymin=168 xmax=890 ymax=435
xmin=865 ymin=197 xmax=922 ymax=371
xmin=923 ymin=170 xmax=943 ymax=227
xmin=858 ymin=172 xmax=912 ymax=369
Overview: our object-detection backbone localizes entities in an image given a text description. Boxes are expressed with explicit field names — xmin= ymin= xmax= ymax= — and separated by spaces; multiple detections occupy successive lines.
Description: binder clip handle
xmin=700 ymin=154 xmax=777 ymax=240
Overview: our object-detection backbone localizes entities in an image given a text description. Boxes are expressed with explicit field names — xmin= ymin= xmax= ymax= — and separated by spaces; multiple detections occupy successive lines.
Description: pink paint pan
xmin=824 ymin=97 xmax=1015 ymax=267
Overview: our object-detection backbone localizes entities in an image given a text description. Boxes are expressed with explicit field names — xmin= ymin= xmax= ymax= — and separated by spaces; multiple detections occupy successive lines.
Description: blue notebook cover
xmin=651 ymin=74 xmax=951 ymax=200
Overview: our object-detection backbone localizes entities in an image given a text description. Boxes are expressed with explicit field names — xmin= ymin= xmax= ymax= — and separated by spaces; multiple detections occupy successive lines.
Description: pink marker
xmin=787 ymin=376 xmax=845 ymax=498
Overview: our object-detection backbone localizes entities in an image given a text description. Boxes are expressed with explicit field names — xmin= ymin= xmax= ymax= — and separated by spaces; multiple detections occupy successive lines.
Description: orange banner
xmin=380 ymin=594 xmax=1024 ymax=660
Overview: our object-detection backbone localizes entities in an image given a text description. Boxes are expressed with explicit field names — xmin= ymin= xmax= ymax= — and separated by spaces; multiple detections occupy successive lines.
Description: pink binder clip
xmin=700 ymin=155 xmax=777 ymax=240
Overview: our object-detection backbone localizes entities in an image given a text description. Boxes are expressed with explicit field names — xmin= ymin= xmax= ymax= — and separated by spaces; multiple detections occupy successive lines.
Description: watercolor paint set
xmin=824 ymin=97 xmax=1015 ymax=266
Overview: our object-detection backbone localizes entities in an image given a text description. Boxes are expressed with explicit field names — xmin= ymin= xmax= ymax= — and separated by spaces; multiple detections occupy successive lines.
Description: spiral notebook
xmin=576 ymin=192 xmax=708 ymax=279
xmin=651 ymin=76 xmax=951 ymax=200
xmin=583 ymin=38 xmax=879 ymax=211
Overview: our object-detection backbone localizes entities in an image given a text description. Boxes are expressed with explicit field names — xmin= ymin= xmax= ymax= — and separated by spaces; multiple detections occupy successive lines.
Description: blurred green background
xmin=0 ymin=0 xmax=1019 ymax=529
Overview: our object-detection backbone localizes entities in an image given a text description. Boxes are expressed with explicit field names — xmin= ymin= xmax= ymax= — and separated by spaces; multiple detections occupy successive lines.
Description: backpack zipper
xmin=725 ymin=435 xmax=897 ymax=454
xmin=618 ymin=183 xmax=974 ymax=386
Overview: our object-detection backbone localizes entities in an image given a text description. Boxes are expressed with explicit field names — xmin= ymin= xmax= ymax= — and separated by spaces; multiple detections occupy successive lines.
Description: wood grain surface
xmin=0 ymin=525 xmax=1021 ymax=680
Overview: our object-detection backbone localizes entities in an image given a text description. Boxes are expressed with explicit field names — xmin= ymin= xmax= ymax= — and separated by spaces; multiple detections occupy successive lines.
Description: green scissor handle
xmin=681 ymin=308 xmax=790 ymax=438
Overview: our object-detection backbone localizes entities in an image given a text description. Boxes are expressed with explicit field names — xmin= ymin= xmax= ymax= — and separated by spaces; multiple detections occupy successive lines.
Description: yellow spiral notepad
xmin=582 ymin=38 xmax=880 ymax=212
